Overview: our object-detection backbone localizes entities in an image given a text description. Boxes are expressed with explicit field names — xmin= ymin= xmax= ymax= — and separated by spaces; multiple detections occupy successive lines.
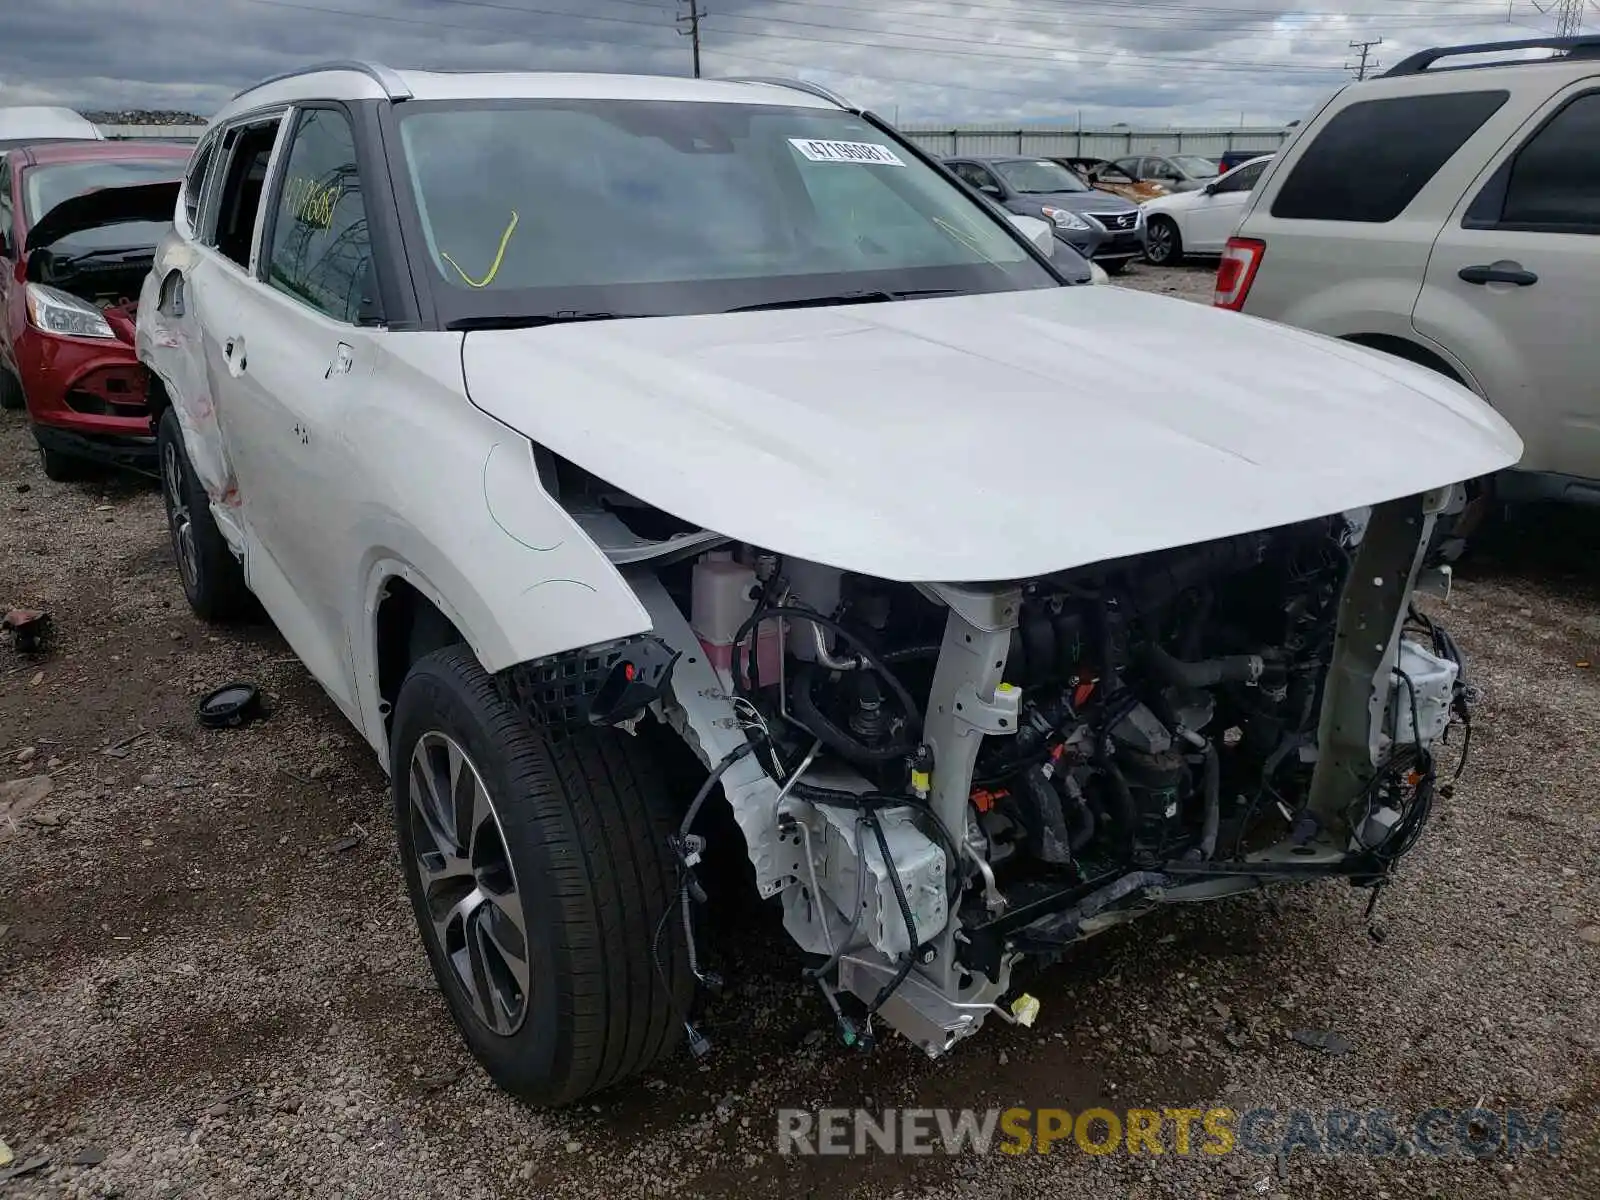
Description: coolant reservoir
xmin=691 ymin=556 xmax=779 ymax=691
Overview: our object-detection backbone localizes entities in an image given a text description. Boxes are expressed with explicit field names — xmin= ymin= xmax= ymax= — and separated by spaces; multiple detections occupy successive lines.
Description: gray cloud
xmin=0 ymin=0 xmax=1558 ymax=125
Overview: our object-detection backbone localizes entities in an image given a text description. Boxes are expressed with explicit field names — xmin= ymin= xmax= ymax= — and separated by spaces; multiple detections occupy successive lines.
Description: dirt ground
xmin=1 ymin=262 xmax=1597 ymax=1199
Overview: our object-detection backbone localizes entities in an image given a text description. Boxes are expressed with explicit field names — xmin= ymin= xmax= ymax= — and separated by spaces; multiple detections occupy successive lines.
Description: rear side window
xmin=1271 ymin=90 xmax=1508 ymax=222
xmin=182 ymin=133 xmax=217 ymax=234
xmin=264 ymin=108 xmax=375 ymax=324
xmin=1491 ymin=92 xmax=1600 ymax=232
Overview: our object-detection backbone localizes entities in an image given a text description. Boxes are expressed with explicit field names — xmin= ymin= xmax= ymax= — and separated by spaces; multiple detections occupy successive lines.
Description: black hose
xmin=788 ymin=663 xmax=915 ymax=764
xmin=1144 ymin=642 xmax=1263 ymax=689
xmin=733 ymin=604 xmax=923 ymax=734
xmin=678 ymin=740 xmax=757 ymax=839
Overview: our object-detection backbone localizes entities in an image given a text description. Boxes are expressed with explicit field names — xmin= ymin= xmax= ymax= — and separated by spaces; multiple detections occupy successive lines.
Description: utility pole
xmin=1346 ymin=37 xmax=1382 ymax=80
xmin=678 ymin=0 xmax=704 ymax=79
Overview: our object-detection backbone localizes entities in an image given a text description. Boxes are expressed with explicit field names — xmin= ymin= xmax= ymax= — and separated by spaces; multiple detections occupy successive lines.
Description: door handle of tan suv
xmin=1458 ymin=263 xmax=1538 ymax=287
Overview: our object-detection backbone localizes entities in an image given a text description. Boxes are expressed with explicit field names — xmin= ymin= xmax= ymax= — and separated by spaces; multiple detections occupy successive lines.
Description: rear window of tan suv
xmin=1270 ymin=90 xmax=1509 ymax=222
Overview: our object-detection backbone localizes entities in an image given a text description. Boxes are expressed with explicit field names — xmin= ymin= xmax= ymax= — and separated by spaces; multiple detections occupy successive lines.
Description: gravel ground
xmin=1 ymin=264 xmax=1596 ymax=1199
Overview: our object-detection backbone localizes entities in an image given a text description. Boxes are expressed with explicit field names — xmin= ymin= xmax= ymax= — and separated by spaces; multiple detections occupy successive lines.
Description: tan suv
xmin=1220 ymin=36 xmax=1600 ymax=510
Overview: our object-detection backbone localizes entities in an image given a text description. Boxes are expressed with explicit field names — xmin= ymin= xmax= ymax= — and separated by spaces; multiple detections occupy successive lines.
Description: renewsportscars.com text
xmin=777 ymin=1106 xmax=1564 ymax=1158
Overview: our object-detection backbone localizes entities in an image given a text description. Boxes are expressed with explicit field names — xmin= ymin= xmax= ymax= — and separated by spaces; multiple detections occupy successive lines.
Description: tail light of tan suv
xmin=1214 ymin=237 xmax=1265 ymax=311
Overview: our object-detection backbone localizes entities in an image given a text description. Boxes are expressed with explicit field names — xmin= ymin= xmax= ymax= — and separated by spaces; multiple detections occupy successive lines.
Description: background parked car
xmin=1223 ymin=34 xmax=1600 ymax=517
xmin=1217 ymin=148 xmax=1273 ymax=173
xmin=1141 ymin=155 xmax=1273 ymax=266
xmin=0 ymin=106 xmax=103 ymax=151
xmin=0 ymin=141 xmax=190 ymax=479
xmin=946 ymin=155 xmax=1145 ymax=272
xmin=1113 ymin=153 xmax=1219 ymax=193
xmin=1052 ymin=156 xmax=1169 ymax=202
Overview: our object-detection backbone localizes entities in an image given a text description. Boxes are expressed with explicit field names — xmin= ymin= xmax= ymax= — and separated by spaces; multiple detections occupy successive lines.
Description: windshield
xmin=396 ymin=100 xmax=1058 ymax=324
xmin=22 ymin=158 xmax=185 ymax=225
xmin=992 ymin=159 xmax=1089 ymax=194
xmin=1172 ymin=155 xmax=1220 ymax=178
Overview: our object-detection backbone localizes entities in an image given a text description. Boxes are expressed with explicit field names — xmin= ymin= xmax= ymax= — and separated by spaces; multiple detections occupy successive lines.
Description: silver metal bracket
xmin=952 ymin=680 xmax=1022 ymax=735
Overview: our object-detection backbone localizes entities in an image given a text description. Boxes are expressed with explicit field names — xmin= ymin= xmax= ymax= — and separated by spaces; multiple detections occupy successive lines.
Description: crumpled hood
xmin=25 ymin=180 xmax=179 ymax=253
xmin=462 ymin=285 xmax=1522 ymax=582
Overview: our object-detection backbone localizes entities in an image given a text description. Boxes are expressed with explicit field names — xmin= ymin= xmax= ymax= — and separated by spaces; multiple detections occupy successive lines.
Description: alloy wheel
xmin=162 ymin=439 xmax=199 ymax=593
xmin=408 ymin=731 xmax=530 ymax=1036
xmin=1147 ymin=220 xmax=1175 ymax=264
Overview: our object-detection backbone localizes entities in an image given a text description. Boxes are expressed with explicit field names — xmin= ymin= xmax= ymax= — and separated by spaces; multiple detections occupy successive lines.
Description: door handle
xmin=224 ymin=334 xmax=248 ymax=377
xmin=1458 ymin=263 xmax=1538 ymax=287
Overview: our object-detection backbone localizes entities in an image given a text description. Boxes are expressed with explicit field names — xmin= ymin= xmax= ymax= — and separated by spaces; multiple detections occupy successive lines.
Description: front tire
xmin=0 ymin=368 xmax=24 ymax=412
xmin=37 ymin=443 xmax=87 ymax=482
xmin=1145 ymin=216 xmax=1184 ymax=265
xmin=391 ymin=647 xmax=691 ymax=1105
xmin=157 ymin=407 xmax=250 ymax=620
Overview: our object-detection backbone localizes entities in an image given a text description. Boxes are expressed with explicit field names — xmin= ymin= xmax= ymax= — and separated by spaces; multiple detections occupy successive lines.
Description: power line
xmin=1347 ymin=36 xmax=1383 ymax=79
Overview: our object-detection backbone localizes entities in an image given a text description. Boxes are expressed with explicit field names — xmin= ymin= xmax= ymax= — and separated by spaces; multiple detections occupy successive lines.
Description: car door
xmin=1113 ymin=156 xmax=1144 ymax=182
xmin=219 ymin=104 xmax=386 ymax=719
xmin=1413 ymin=83 xmax=1600 ymax=482
xmin=179 ymin=111 xmax=289 ymax=537
xmin=1183 ymin=159 xmax=1267 ymax=252
xmin=1138 ymin=157 xmax=1166 ymax=185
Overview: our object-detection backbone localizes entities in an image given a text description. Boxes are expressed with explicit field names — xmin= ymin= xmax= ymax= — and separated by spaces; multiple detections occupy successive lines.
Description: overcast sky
xmin=0 ymin=0 xmax=1568 ymax=126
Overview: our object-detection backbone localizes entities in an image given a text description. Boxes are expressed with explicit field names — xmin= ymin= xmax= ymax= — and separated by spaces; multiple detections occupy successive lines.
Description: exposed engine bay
xmin=531 ymin=467 xmax=1470 ymax=1059
xmin=28 ymin=247 xmax=149 ymax=335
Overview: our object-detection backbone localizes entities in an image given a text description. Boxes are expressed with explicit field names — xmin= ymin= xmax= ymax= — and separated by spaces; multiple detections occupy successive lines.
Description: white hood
xmin=462 ymin=286 xmax=1521 ymax=582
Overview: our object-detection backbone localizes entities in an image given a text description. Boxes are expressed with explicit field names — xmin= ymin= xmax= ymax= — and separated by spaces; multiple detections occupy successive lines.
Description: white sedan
xmin=1141 ymin=154 xmax=1272 ymax=265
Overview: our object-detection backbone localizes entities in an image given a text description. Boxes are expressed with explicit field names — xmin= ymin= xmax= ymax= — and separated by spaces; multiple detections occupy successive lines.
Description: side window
xmin=1486 ymin=92 xmax=1600 ymax=232
xmin=1215 ymin=161 xmax=1266 ymax=194
xmin=208 ymin=117 xmax=284 ymax=269
xmin=1270 ymin=90 xmax=1509 ymax=223
xmin=951 ymin=162 xmax=994 ymax=192
xmin=181 ymin=132 xmax=218 ymax=235
xmin=264 ymin=108 xmax=374 ymax=324
xmin=1113 ymin=157 xmax=1141 ymax=179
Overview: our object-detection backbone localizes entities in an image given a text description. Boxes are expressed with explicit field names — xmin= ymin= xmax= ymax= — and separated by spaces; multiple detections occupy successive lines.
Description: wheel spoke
xmin=408 ymin=748 xmax=457 ymax=858
xmin=406 ymin=730 xmax=530 ymax=1036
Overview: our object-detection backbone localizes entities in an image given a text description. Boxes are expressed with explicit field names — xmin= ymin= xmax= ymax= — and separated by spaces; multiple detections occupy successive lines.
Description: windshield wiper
xmin=728 ymin=288 xmax=959 ymax=312
xmin=447 ymin=311 xmax=642 ymax=331
xmin=56 ymin=247 xmax=153 ymax=265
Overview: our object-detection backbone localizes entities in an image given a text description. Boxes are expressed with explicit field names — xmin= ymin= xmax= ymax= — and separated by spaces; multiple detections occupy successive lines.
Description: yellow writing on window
xmin=282 ymin=173 xmax=348 ymax=231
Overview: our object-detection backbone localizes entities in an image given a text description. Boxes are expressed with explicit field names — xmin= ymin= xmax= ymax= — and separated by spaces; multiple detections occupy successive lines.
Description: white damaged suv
xmin=138 ymin=62 xmax=1520 ymax=1105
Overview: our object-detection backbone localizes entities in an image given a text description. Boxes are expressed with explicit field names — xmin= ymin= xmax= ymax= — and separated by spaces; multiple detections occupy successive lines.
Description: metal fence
xmin=897 ymin=125 xmax=1291 ymax=160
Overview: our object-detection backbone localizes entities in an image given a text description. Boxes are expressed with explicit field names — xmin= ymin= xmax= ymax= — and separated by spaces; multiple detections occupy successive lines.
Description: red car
xmin=0 ymin=141 xmax=190 ymax=479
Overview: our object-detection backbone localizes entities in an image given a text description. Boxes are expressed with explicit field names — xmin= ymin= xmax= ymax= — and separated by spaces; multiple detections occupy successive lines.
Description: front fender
xmin=348 ymin=340 xmax=654 ymax=750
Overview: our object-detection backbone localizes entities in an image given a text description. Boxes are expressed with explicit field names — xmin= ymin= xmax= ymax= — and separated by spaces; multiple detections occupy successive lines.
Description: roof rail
xmin=232 ymin=60 xmax=412 ymax=102
xmin=723 ymin=76 xmax=858 ymax=111
xmin=1383 ymin=35 xmax=1600 ymax=77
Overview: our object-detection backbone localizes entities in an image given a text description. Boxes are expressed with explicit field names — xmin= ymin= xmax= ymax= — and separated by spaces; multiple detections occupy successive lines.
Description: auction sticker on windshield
xmin=789 ymin=138 xmax=906 ymax=166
